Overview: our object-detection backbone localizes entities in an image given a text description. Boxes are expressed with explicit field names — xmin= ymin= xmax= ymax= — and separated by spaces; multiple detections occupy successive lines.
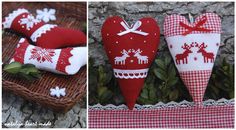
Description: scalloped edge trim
xmin=3 ymin=8 xmax=29 ymax=29
xmin=113 ymin=68 xmax=149 ymax=79
xmin=11 ymin=38 xmax=29 ymax=64
xmin=89 ymin=98 xmax=234 ymax=110
xmin=30 ymin=24 xmax=57 ymax=42
xmin=55 ymin=48 xmax=73 ymax=74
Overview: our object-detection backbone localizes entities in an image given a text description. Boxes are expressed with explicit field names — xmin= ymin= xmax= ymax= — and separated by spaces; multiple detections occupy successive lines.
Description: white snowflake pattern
xmin=36 ymin=8 xmax=56 ymax=23
xmin=20 ymin=15 xmax=40 ymax=30
xmin=50 ymin=86 xmax=66 ymax=98
xmin=29 ymin=47 xmax=55 ymax=63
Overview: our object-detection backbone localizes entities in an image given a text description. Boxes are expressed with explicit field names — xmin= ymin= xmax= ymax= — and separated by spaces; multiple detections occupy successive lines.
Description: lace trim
xmin=30 ymin=24 xmax=57 ymax=42
xmin=3 ymin=8 xmax=29 ymax=29
xmin=113 ymin=68 xmax=149 ymax=79
xmin=89 ymin=98 xmax=234 ymax=110
xmin=56 ymin=48 xmax=73 ymax=74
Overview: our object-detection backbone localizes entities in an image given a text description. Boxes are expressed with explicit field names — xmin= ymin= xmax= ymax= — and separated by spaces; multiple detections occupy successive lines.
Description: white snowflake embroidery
xmin=20 ymin=15 xmax=40 ymax=30
xmin=36 ymin=8 xmax=56 ymax=23
xmin=50 ymin=86 xmax=66 ymax=98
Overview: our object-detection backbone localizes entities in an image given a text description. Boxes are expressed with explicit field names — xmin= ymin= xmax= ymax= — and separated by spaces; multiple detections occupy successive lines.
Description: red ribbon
xmin=179 ymin=16 xmax=212 ymax=36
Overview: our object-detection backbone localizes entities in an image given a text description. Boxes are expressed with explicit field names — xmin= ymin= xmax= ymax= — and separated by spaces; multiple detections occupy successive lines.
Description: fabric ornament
xmin=3 ymin=8 xmax=86 ymax=49
xmin=36 ymin=8 xmax=56 ymax=23
xmin=102 ymin=16 xmax=160 ymax=109
xmin=11 ymin=38 xmax=87 ymax=75
xmin=164 ymin=13 xmax=221 ymax=106
xmin=50 ymin=86 xmax=66 ymax=98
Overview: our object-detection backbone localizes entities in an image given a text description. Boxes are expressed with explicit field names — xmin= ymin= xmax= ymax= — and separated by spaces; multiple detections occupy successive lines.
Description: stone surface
xmin=2 ymin=90 xmax=86 ymax=128
xmin=89 ymin=2 xmax=234 ymax=66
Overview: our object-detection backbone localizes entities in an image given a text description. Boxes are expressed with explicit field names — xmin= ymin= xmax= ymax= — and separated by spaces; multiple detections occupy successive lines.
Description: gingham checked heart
xmin=101 ymin=16 xmax=160 ymax=109
xmin=164 ymin=13 xmax=221 ymax=106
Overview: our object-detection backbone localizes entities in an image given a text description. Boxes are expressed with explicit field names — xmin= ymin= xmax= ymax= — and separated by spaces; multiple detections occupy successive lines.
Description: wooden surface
xmin=2 ymin=2 xmax=87 ymax=113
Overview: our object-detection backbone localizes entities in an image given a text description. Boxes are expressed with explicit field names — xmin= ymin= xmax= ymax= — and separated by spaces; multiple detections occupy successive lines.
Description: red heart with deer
xmin=164 ymin=13 xmax=221 ymax=106
xmin=101 ymin=16 xmax=160 ymax=109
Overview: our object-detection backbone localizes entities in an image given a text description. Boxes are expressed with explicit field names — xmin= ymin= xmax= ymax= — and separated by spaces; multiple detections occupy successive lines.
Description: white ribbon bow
xmin=117 ymin=21 xmax=149 ymax=36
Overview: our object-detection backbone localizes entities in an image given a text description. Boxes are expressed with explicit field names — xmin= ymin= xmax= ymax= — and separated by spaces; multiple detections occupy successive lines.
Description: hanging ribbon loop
xmin=180 ymin=16 xmax=212 ymax=36
xmin=117 ymin=21 xmax=149 ymax=36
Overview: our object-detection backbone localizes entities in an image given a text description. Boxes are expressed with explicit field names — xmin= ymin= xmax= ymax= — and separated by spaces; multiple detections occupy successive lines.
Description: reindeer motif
xmin=175 ymin=43 xmax=194 ymax=64
xmin=132 ymin=49 xmax=148 ymax=64
xmin=114 ymin=49 xmax=131 ymax=65
xmin=195 ymin=42 xmax=214 ymax=63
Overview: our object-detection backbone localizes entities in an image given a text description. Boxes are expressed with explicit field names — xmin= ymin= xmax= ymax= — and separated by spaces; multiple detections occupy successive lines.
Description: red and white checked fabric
xmin=179 ymin=70 xmax=212 ymax=105
xmin=89 ymin=105 xmax=234 ymax=128
xmin=164 ymin=13 xmax=221 ymax=37
xmin=164 ymin=13 xmax=221 ymax=106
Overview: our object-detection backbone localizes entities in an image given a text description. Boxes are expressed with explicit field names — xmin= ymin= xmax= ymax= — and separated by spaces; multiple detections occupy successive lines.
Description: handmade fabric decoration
xmin=102 ymin=16 xmax=160 ymax=109
xmin=50 ymin=86 xmax=66 ymax=98
xmin=36 ymin=8 xmax=56 ymax=23
xmin=11 ymin=38 xmax=87 ymax=75
xmin=164 ymin=13 xmax=221 ymax=106
xmin=3 ymin=8 xmax=86 ymax=49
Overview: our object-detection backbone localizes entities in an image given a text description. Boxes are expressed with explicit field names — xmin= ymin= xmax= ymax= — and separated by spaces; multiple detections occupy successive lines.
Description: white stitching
xmin=113 ymin=68 xmax=149 ymax=79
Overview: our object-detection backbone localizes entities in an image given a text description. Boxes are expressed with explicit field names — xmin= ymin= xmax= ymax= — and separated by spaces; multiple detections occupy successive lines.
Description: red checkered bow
xmin=180 ymin=16 xmax=212 ymax=36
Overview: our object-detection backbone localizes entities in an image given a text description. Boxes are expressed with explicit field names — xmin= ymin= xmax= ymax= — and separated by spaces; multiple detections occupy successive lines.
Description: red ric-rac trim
xmin=13 ymin=41 xmax=29 ymax=63
xmin=56 ymin=48 xmax=73 ymax=74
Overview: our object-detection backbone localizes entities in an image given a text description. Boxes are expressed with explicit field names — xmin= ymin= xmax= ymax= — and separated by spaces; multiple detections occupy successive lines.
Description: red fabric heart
xmin=102 ymin=16 xmax=160 ymax=109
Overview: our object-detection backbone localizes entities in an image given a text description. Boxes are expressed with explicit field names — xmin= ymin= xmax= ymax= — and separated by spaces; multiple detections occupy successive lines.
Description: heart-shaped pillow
xmin=164 ymin=13 xmax=221 ymax=106
xmin=101 ymin=16 xmax=160 ymax=109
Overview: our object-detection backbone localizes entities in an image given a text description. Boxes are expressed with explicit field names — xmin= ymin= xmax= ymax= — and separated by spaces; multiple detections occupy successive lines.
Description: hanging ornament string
xmin=117 ymin=20 xmax=149 ymax=36
xmin=180 ymin=16 xmax=212 ymax=36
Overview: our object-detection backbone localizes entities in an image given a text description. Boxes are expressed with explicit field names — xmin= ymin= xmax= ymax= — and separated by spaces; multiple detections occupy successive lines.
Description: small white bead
xmin=115 ymin=41 xmax=119 ymax=44
xmin=130 ymin=37 xmax=133 ymax=40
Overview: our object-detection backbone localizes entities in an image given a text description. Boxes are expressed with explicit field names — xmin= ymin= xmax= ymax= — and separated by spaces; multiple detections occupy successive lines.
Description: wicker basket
xmin=2 ymin=2 xmax=87 ymax=112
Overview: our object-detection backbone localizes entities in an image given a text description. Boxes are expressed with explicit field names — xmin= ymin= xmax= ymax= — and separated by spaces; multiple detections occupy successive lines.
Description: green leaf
xmin=22 ymin=64 xmax=36 ymax=68
xmin=3 ymin=62 xmax=22 ymax=74
xmin=19 ymin=72 xmax=35 ymax=81
xmin=169 ymin=89 xmax=179 ymax=101
xmin=166 ymin=78 xmax=178 ymax=87
xmin=30 ymin=72 xmax=41 ymax=78
xmin=98 ymin=66 xmax=106 ymax=86
xmin=153 ymin=68 xmax=167 ymax=81
xmin=100 ymin=90 xmax=113 ymax=103
xmin=229 ymin=91 xmax=234 ymax=98
xmin=167 ymin=64 xmax=176 ymax=76
xmin=140 ymin=87 xmax=149 ymax=99
xmin=98 ymin=86 xmax=107 ymax=97
xmin=149 ymin=86 xmax=157 ymax=100
xmin=155 ymin=59 xmax=165 ymax=69
xmin=97 ymin=86 xmax=113 ymax=103
xmin=164 ymin=56 xmax=171 ymax=65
